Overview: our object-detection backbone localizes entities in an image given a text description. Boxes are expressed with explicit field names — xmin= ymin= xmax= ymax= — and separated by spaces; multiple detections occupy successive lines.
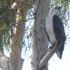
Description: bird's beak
xmin=55 ymin=5 xmax=63 ymax=11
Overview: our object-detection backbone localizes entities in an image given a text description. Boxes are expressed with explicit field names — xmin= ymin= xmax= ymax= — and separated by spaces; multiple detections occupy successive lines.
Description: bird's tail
xmin=56 ymin=44 xmax=64 ymax=59
xmin=56 ymin=50 xmax=62 ymax=59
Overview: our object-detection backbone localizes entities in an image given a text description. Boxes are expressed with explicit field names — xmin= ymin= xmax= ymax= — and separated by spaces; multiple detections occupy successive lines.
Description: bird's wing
xmin=53 ymin=15 xmax=66 ymax=41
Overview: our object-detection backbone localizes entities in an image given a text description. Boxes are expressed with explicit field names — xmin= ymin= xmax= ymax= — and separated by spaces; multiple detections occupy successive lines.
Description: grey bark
xmin=9 ymin=0 xmax=34 ymax=70
xmin=0 ymin=54 xmax=9 ymax=70
xmin=39 ymin=42 xmax=58 ymax=69
xmin=31 ymin=0 xmax=51 ymax=70
xmin=10 ymin=3 xmax=25 ymax=70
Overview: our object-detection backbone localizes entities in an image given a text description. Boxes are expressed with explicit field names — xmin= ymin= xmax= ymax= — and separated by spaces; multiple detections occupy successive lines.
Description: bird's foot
xmin=50 ymin=41 xmax=57 ymax=49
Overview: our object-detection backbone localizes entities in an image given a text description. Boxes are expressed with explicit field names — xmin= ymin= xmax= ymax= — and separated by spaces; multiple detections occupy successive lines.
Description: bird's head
xmin=49 ymin=6 xmax=62 ymax=16
xmin=55 ymin=5 xmax=62 ymax=11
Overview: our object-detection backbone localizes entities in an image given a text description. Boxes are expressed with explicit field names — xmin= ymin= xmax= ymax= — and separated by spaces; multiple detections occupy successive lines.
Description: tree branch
xmin=39 ymin=42 xmax=58 ymax=69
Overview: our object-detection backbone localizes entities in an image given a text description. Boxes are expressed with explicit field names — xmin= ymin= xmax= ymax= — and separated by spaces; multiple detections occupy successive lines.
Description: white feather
xmin=45 ymin=8 xmax=57 ymax=45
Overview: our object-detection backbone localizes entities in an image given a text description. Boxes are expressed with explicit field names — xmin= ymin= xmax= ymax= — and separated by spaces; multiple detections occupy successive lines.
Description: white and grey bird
xmin=45 ymin=6 xmax=66 ymax=59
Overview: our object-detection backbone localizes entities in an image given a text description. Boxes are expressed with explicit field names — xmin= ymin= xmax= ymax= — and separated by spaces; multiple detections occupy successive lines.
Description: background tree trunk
xmin=31 ymin=0 xmax=51 ymax=70
xmin=9 ymin=1 xmax=26 ymax=70
xmin=9 ymin=0 xmax=34 ymax=70
xmin=9 ymin=15 xmax=25 ymax=70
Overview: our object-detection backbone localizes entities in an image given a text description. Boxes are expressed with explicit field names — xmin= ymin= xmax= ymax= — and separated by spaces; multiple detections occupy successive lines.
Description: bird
xmin=45 ymin=6 xmax=66 ymax=59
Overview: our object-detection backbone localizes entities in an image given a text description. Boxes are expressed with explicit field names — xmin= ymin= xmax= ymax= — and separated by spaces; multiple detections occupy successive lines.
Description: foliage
xmin=0 ymin=0 xmax=16 ymax=49
xmin=0 ymin=0 xmax=69 ymax=52
xmin=51 ymin=0 xmax=70 ymax=20
xmin=0 ymin=0 xmax=34 ymax=51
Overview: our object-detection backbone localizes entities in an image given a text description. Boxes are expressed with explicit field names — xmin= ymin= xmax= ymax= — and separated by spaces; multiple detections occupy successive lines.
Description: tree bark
xmin=10 ymin=11 xmax=25 ymax=70
xmin=0 ymin=53 xmax=9 ymax=70
xmin=9 ymin=0 xmax=34 ymax=70
xmin=31 ymin=0 xmax=50 ymax=70
xmin=10 ymin=1 xmax=27 ymax=70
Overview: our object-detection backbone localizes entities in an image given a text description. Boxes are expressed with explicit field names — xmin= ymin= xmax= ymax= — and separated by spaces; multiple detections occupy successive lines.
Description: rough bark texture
xmin=0 ymin=54 xmax=9 ymax=70
xmin=31 ymin=0 xmax=51 ymax=70
xmin=10 ymin=12 xmax=25 ymax=70
xmin=9 ymin=0 xmax=34 ymax=70
xmin=10 ymin=3 xmax=24 ymax=70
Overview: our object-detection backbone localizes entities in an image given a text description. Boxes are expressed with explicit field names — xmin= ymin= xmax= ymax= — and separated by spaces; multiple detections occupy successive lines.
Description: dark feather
xmin=53 ymin=15 xmax=66 ymax=58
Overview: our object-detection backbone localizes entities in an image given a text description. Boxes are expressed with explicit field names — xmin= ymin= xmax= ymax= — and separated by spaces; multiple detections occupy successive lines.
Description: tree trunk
xmin=9 ymin=2 xmax=26 ymax=70
xmin=9 ymin=13 xmax=25 ymax=70
xmin=0 ymin=54 xmax=9 ymax=70
xmin=31 ymin=0 xmax=50 ymax=70
xmin=9 ymin=0 xmax=34 ymax=70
